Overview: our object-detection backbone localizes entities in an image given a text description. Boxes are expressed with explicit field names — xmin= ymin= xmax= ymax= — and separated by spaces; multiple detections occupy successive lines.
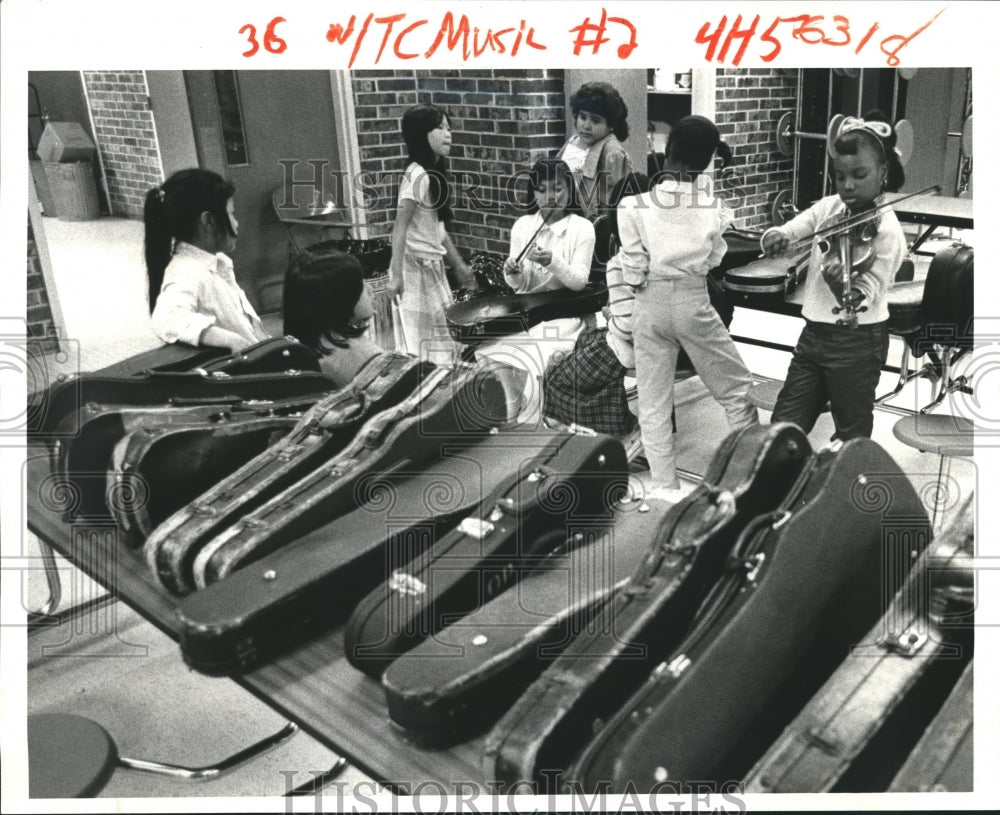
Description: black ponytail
xmin=144 ymin=188 xmax=173 ymax=312
xmin=144 ymin=169 xmax=235 ymax=312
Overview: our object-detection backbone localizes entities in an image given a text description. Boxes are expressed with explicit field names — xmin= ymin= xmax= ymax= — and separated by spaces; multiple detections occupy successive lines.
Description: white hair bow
xmin=839 ymin=116 xmax=893 ymax=140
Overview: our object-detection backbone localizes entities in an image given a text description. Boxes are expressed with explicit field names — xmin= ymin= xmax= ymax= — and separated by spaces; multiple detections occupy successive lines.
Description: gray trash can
xmin=37 ymin=122 xmax=100 ymax=222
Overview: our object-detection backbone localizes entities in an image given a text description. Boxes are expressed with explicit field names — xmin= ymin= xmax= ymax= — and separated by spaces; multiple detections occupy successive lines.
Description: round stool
xmin=893 ymin=413 xmax=975 ymax=528
xmin=28 ymin=714 xmax=117 ymax=798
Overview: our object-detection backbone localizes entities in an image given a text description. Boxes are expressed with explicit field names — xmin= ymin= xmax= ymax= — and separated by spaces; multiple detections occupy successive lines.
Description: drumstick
xmin=514 ymin=209 xmax=555 ymax=266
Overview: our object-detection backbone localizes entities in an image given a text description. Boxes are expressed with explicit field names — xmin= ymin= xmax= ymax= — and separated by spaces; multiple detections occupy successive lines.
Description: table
xmin=25 ymin=441 xmax=493 ymax=792
xmin=882 ymin=192 xmax=973 ymax=252
xmin=26 ymin=429 xmax=670 ymax=794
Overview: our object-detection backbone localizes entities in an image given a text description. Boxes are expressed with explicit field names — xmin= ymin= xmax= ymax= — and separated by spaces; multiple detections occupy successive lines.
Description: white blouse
xmin=151 ymin=241 xmax=268 ymax=347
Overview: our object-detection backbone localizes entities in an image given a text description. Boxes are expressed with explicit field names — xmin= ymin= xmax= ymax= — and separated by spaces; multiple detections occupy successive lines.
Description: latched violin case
xmin=53 ymin=394 xmax=318 ymax=522
xmin=184 ymin=363 xmax=505 ymax=593
xmin=483 ymin=422 xmax=812 ymax=789
xmin=31 ymin=366 xmax=337 ymax=438
xmin=564 ymin=437 xmax=932 ymax=793
xmin=344 ymin=429 xmax=629 ymax=682
xmin=143 ymin=353 xmax=429 ymax=595
xmin=108 ymin=412 xmax=301 ymax=546
xmin=380 ymin=488 xmax=666 ymax=745
xmin=743 ymin=492 xmax=972 ymax=794
xmin=175 ymin=430 xmax=586 ymax=675
xmin=888 ymin=658 xmax=973 ymax=793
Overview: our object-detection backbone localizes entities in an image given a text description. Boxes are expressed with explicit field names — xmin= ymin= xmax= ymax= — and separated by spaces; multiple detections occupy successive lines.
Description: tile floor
xmin=16 ymin=214 xmax=981 ymax=801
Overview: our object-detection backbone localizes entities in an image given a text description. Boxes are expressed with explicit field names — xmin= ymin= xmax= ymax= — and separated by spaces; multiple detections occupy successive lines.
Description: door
xmin=184 ymin=70 xmax=348 ymax=312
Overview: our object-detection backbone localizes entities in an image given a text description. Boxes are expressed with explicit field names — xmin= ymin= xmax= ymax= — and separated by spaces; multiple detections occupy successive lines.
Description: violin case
xmin=197 ymin=335 xmax=321 ymax=375
xmin=108 ymin=412 xmax=303 ymax=546
xmin=888 ymin=658 xmax=973 ymax=793
xmin=30 ymin=366 xmax=338 ymax=438
xmin=743 ymin=493 xmax=972 ymax=794
xmin=143 ymin=353 xmax=433 ymax=595
xmin=445 ymin=283 xmax=609 ymax=346
xmin=344 ymin=429 xmax=629 ymax=682
xmin=563 ymin=437 xmax=932 ymax=793
xmin=176 ymin=430 xmax=587 ymax=675
xmin=53 ymin=394 xmax=318 ymax=522
xmin=722 ymin=256 xmax=799 ymax=309
xmin=483 ymin=422 xmax=812 ymax=789
xmin=184 ymin=363 xmax=505 ymax=593
xmin=380 ymin=487 xmax=666 ymax=745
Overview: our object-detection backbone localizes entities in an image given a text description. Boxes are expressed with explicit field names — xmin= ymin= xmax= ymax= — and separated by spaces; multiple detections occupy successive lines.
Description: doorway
xmin=183 ymin=70 xmax=350 ymax=311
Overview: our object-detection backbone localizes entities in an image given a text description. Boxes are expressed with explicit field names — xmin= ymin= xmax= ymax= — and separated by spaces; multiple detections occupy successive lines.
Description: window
xmin=213 ymin=71 xmax=249 ymax=166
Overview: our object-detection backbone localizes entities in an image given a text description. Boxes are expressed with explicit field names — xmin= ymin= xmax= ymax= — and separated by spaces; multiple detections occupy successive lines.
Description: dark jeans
xmin=772 ymin=320 xmax=890 ymax=440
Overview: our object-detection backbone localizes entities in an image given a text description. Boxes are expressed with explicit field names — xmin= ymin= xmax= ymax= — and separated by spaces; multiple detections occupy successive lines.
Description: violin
xmin=816 ymin=204 xmax=880 ymax=328
xmin=771 ymin=185 xmax=941 ymax=329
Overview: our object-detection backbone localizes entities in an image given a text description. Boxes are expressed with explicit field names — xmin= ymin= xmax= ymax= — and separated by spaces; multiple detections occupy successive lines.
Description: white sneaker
xmin=644 ymin=483 xmax=694 ymax=504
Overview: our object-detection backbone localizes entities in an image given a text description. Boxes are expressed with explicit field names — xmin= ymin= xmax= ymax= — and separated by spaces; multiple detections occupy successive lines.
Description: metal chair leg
xmin=284 ymin=757 xmax=350 ymax=796
xmin=27 ymin=539 xmax=116 ymax=633
xmin=26 ymin=539 xmax=62 ymax=628
xmin=875 ymin=342 xmax=915 ymax=404
xmin=920 ymin=346 xmax=970 ymax=414
xmin=117 ymin=721 xmax=299 ymax=780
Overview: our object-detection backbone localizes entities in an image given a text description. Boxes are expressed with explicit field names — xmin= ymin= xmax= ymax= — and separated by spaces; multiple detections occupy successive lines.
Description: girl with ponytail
xmin=145 ymin=168 xmax=268 ymax=351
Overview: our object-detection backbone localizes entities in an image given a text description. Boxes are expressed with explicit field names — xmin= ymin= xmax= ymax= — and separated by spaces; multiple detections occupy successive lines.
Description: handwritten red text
xmin=569 ymin=8 xmax=638 ymax=58
xmin=324 ymin=12 xmax=546 ymax=68
xmin=695 ymin=7 xmax=945 ymax=67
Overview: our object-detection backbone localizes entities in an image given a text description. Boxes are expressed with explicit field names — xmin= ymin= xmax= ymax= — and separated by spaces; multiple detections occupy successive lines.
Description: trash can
xmin=30 ymin=158 xmax=57 ymax=216
xmin=43 ymin=162 xmax=100 ymax=221
xmin=37 ymin=122 xmax=100 ymax=222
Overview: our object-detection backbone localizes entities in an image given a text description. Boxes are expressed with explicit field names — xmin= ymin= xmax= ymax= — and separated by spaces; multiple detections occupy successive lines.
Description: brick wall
xmin=715 ymin=68 xmax=797 ymax=230
xmin=83 ymin=71 xmax=163 ymax=219
xmin=351 ymin=69 xmax=566 ymax=257
xmin=27 ymin=218 xmax=60 ymax=354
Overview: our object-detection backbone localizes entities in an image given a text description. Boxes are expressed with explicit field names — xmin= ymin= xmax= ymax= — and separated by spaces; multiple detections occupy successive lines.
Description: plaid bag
xmin=543 ymin=326 xmax=637 ymax=436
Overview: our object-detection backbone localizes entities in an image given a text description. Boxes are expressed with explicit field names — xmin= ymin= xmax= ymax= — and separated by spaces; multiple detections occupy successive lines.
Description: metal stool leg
xmin=875 ymin=342 xmax=915 ymax=404
xmin=117 ymin=721 xmax=299 ymax=780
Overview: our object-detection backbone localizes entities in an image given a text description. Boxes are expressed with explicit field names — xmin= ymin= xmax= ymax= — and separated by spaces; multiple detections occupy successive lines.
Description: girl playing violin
xmin=761 ymin=111 xmax=907 ymax=441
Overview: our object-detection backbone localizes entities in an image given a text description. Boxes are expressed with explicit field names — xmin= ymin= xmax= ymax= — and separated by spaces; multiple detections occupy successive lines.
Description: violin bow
xmin=784 ymin=184 xmax=941 ymax=255
xmin=514 ymin=208 xmax=556 ymax=266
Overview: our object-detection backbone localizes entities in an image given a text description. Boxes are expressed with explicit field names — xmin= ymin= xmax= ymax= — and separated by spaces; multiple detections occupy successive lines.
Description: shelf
xmin=648 ymin=88 xmax=692 ymax=96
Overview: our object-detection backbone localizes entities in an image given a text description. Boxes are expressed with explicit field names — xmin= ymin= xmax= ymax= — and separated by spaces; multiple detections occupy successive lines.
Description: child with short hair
xmin=761 ymin=111 xmax=907 ymax=440
xmin=389 ymin=103 xmax=474 ymax=365
xmin=618 ymin=116 xmax=758 ymax=499
xmin=282 ymin=251 xmax=385 ymax=388
xmin=145 ymin=169 xmax=269 ymax=351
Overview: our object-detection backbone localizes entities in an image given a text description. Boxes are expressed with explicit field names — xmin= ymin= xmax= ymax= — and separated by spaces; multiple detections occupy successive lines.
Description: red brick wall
xmin=715 ymin=68 xmax=797 ymax=230
xmin=27 ymin=218 xmax=60 ymax=354
xmin=351 ymin=69 xmax=566 ymax=257
xmin=83 ymin=71 xmax=163 ymax=219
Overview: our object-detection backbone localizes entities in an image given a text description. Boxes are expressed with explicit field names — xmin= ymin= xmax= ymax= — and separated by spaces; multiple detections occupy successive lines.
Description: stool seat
xmin=892 ymin=414 xmax=976 ymax=457
xmin=29 ymin=714 xmax=117 ymax=798
xmin=886 ymin=280 xmax=925 ymax=335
